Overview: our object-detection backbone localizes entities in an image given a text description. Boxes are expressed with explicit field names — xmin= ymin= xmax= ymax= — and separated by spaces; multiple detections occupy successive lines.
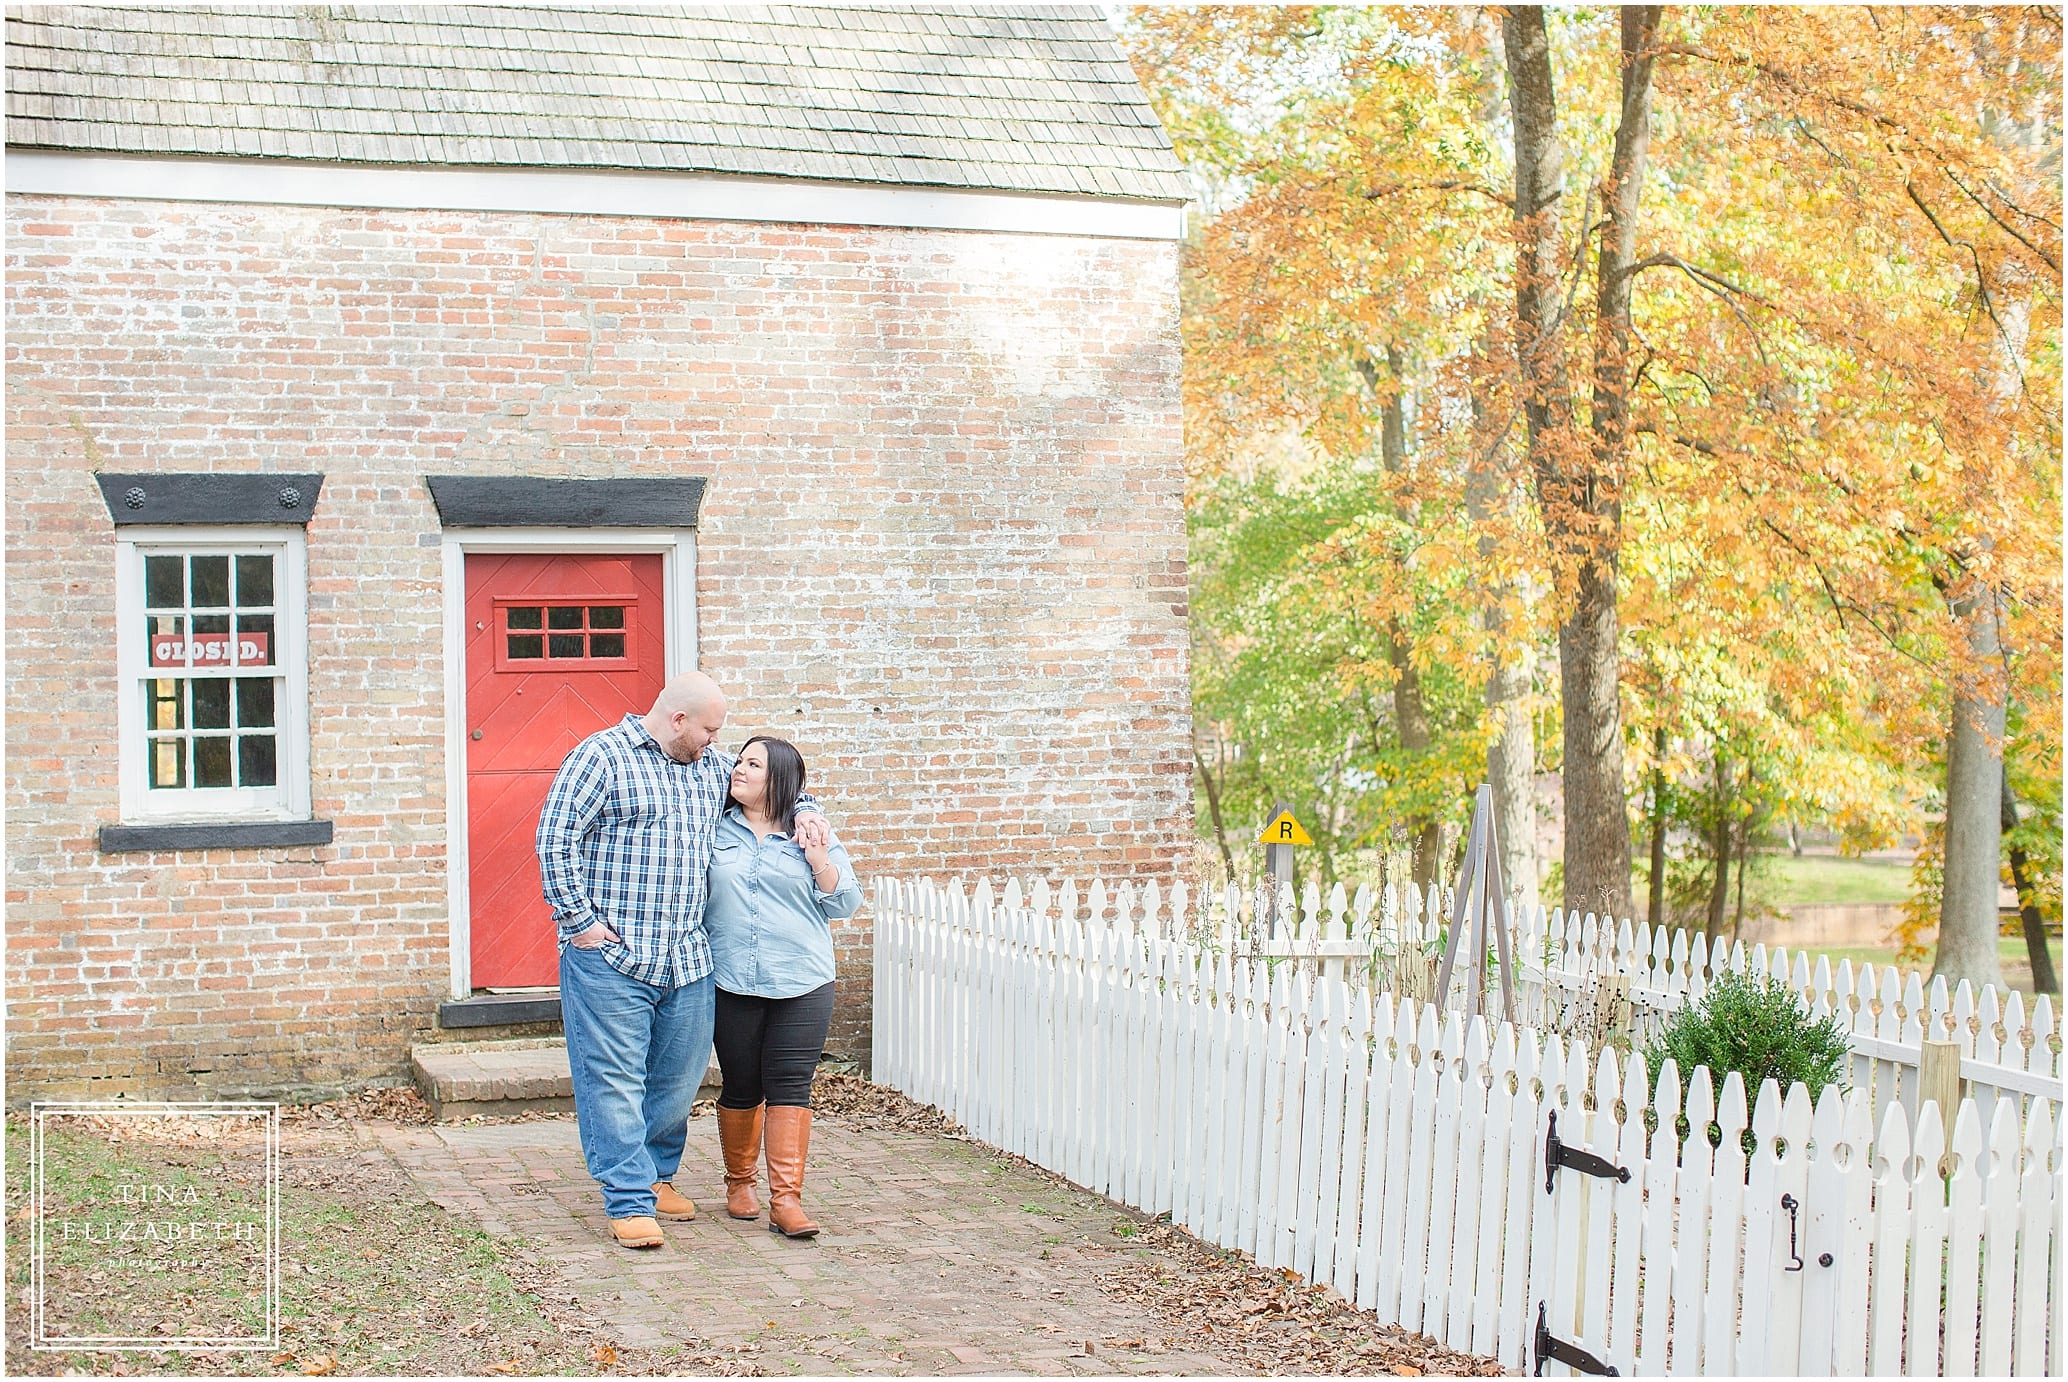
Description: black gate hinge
xmin=1534 ymin=1301 xmax=1619 ymax=1376
xmin=1544 ymin=1109 xmax=1632 ymax=1192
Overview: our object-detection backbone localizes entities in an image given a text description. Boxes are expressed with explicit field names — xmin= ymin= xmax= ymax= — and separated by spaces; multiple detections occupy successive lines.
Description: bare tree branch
xmin=1944 ymin=165 xmax=2061 ymax=272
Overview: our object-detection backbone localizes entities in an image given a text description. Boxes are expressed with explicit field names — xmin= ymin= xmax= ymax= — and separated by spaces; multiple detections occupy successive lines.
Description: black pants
xmin=713 ymin=982 xmax=834 ymax=1109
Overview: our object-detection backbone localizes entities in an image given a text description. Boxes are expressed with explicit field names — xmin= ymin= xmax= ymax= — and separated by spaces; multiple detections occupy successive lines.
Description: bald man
xmin=535 ymin=672 xmax=828 ymax=1249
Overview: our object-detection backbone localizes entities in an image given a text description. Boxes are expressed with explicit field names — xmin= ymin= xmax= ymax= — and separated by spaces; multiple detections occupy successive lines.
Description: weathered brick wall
xmin=3 ymin=195 xmax=1192 ymax=1098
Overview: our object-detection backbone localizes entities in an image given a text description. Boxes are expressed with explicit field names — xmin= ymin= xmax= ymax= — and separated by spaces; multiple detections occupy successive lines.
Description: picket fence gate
xmin=872 ymin=875 xmax=2064 ymax=1377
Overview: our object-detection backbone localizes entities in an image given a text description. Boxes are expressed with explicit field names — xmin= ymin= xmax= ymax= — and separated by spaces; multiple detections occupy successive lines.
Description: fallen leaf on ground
xmin=1394 ymin=1367 xmax=1423 ymax=1378
xmin=590 ymin=1344 xmax=618 ymax=1366
xmin=270 ymin=1352 xmax=296 ymax=1367
xmin=487 ymin=1361 xmax=521 ymax=1375
xmin=301 ymin=1356 xmax=337 ymax=1376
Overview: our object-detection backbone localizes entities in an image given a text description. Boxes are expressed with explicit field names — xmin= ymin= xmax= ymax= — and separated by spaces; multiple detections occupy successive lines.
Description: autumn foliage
xmin=1127 ymin=7 xmax=2060 ymax=973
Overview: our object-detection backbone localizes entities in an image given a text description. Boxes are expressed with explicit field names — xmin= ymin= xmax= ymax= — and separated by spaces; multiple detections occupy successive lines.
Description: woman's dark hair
xmin=733 ymin=734 xmax=807 ymax=835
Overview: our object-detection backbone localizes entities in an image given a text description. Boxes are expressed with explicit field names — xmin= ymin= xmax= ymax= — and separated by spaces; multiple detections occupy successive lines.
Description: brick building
xmin=5 ymin=6 xmax=1194 ymax=1099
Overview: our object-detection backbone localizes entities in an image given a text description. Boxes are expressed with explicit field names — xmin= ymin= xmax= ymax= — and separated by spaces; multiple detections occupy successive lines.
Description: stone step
xmin=410 ymin=1037 xmax=721 ymax=1122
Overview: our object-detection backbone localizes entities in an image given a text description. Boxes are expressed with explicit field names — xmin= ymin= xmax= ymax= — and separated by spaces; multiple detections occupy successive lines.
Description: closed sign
xmin=151 ymin=632 xmax=269 ymax=667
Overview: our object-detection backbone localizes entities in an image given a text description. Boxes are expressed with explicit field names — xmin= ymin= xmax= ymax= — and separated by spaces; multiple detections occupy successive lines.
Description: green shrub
xmin=1645 ymin=969 xmax=1851 ymax=1102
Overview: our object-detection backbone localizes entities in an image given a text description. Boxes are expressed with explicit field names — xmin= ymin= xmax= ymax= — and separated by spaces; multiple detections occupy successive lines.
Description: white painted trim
xmin=439 ymin=528 xmax=698 ymax=1000
xmin=5 ymin=151 xmax=1189 ymax=241
xmin=113 ymin=527 xmax=310 ymax=825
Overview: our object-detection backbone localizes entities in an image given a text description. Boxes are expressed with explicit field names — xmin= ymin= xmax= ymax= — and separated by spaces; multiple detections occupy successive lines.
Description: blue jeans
xmin=558 ymin=944 xmax=715 ymax=1220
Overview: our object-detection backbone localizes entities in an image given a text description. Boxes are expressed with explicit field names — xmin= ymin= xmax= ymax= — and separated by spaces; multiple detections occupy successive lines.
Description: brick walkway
xmin=369 ymin=1112 xmax=1241 ymax=1375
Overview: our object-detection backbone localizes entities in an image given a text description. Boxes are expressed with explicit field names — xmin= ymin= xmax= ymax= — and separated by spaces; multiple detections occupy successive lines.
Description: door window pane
xmin=589 ymin=605 xmax=625 ymax=629
xmin=547 ymin=606 xmax=584 ymax=630
xmin=547 ymin=634 xmax=585 ymax=658
xmin=506 ymin=606 xmax=543 ymax=630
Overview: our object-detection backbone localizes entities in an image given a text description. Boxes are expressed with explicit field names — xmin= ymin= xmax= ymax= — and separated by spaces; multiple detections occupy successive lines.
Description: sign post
xmin=1256 ymin=804 xmax=1312 ymax=938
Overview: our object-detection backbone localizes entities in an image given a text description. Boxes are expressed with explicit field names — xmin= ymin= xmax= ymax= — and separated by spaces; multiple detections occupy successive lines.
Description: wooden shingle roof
xmin=5 ymin=4 xmax=1191 ymax=202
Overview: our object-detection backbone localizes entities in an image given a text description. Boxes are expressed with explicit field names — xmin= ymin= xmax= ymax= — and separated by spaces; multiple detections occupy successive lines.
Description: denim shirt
xmin=706 ymin=805 xmax=862 ymax=999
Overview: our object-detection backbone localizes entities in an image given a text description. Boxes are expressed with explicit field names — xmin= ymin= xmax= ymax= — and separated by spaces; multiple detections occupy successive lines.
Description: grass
xmin=1630 ymin=850 xmax=1916 ymax=912
xmin=3 ymin=1112 xmax=640 ymax=1376
xmin=1812 ymin=936 xmax=2060 ymax=988
xmin=1752 ymin=852 xmax=1914 ymax=906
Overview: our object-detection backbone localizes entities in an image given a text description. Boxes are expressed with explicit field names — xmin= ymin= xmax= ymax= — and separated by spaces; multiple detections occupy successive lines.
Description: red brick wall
xmin=4 ymin=195 xmax=1192 ymax=1098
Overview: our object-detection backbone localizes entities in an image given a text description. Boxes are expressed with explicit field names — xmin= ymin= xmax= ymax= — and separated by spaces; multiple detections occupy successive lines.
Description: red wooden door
xmin=465 ymin=552 xmax=666 ymax=988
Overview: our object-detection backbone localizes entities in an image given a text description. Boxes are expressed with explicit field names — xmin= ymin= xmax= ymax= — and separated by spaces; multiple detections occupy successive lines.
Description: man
xmin=535 ymin=671 xmax=827 ymax=1250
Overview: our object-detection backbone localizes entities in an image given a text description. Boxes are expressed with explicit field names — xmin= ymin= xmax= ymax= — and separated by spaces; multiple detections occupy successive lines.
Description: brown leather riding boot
xmin=717 ymin=1103 xmax=765 ymax=1220
xmin=763 ymin=1105 xmax=819 ymax=1239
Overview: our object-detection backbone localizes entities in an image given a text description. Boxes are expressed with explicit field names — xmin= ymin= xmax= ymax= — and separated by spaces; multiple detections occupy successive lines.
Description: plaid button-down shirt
xmin=535 ymin=715 xmax=817 ymax=990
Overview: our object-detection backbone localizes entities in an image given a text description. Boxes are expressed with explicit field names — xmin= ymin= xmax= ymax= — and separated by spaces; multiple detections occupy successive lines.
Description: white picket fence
xmin=872 ymin=874 xmax=2065 ymax=1377
xmin=1039 ymin=874 xmax=2063 ymax=1132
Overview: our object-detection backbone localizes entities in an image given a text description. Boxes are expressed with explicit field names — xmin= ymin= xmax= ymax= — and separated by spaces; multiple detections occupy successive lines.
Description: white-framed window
xmin=115 ymin=527 xmax=310 ymax=823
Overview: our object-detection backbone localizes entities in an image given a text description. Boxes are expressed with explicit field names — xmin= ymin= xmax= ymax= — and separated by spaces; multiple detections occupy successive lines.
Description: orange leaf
xmin=1392 ymin=1367 xmax=1422 ymax=1378
xmin=487 ymin=1362 xmax=521 ymax=1376
xmin=270 ymin=1353 xmax=296 ymax=1368
xmin=301 ymin=1356 xmax=337 ymax=1377
xmin=591 ymin=1344 xmax=619 ymax=1367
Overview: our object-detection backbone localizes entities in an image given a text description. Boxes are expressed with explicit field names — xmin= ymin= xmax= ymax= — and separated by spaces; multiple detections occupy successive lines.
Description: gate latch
xmin=1544 ymin=1109 xmax=1632 ymax=1192
xmin=1534 ymin=1302 xmax=1619 ymax=1376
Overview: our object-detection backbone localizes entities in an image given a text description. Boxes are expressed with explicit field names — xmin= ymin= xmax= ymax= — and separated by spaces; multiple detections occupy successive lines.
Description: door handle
xmin=470 ymin=729 xmax=484 ymax=741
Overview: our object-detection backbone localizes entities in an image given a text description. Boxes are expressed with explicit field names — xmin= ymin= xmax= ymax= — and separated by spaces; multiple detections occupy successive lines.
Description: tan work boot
xmin=610 ymin=1215 xmax=665 ymax=1250
xmin=717 ymin=1104 xmax=765 ymax=1220
xmin=651 ymin=1181 xmax=697 ymax=1221
xmin=764 ymin=1105 xmax=819 ymax=1239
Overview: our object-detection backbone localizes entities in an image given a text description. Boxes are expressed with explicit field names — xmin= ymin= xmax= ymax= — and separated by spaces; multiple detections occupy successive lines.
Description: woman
xmin=706 ymin=734 xmax=862 ymax=1239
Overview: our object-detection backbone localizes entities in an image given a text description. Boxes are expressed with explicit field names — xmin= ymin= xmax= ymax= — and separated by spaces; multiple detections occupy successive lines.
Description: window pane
xmin=235 ymin=612 xmax=274 ymax=667
xmin=147 ymin=615 xmax=187 ymax=668
xmin=191 ymin=556 xmax=231 ymax=607
xmin=146 ymin=555 xmax=185 ymax=609
xmin=238 ymin=734 xmax=277 ymax=787
xmin=547 ymin=634 xmax=585 ymax=658
xmin=235 ymin=554 xmax=274 ymax=608
xmin=146 ymin=679 xmax=185 ymax=731
xmin=507 ymin=634 xmax=544 ymax=660
xmin=191 ymin=613 xmax=230 ymax=669
xmin=193 ymin=736 xmax=233 ymax=787
xmin=590 ymin=633 xmax=626 ymax=658
xmin=588 ymin=605 xmax=625 ymax=629
xmin=190 ymin=679 xmax=231 ymax=730
xmin=547 ymin=606 xmax=584 ymax=630
xmin=236 ymin=678 xmax=275 ymax=729
xmin=505 ymin=606 xmax=543 ymax=630
xmin=148 ymin=737 xmax=187 ymax=789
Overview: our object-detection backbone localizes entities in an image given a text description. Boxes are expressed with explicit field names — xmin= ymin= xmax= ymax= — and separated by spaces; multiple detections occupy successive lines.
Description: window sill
xmin=97 ymin=820 xmax=334 ymax=853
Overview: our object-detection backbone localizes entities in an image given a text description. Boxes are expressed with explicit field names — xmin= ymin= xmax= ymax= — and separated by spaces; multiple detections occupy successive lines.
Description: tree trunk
xmin=1504 ymin=5 xmax=1654 ymax=923
xmin=1467 ymin=347 xmax=1540 ymax=917
xmin=1646 ymin=726 xmax=1667 ymax=929
xmin=1375 ymin=343 xmax=1446 ymax=895
xmin=1704 ymin=752 xmax=1733 ymax=947
xmin=1935 ymin=581 xmax=2008 ymax=989
xmin=1192 ymin=739 xmax=1237 ymax=884
xmin=2000 ymin=773 xmax=2058 ymax=994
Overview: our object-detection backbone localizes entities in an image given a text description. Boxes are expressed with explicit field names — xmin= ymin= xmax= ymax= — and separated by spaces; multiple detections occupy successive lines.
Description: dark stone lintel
xmin=97 ymin=473 xmax=324 ymax=526
xmin=425 ymin=476 xmax=705 ymax=529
